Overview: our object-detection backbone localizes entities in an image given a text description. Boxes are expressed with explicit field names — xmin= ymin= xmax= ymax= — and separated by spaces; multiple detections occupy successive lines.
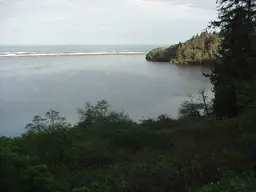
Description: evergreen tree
xmin=209 ymin=0 xmax=256 ymax=118
xmin=146 ymin=31 xmax=221 ymax=64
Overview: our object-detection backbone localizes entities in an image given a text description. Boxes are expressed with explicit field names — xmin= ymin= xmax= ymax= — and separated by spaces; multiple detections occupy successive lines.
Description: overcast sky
xmin=0 ymin=0 xmax=217 ymax=45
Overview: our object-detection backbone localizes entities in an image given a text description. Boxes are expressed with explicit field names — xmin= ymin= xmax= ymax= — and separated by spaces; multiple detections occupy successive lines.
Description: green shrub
xmin=198 ymin=172 xmax=256 ymax=192
xmin=72 ymin=187 xmax=91 ymax=192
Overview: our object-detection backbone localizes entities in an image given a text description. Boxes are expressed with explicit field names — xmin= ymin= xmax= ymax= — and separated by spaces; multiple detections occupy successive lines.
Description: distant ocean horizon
xmin=0 ymin=44 xmax=169 ymax=57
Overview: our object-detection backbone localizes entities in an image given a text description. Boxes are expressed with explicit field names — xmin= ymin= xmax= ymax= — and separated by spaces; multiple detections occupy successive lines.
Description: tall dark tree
xmin=209 ymin=0 xmax=256 ymax=118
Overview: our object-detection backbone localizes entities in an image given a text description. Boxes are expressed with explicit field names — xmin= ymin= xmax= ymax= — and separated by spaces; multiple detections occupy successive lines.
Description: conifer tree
xmin=209 ymin=0 xmax=256 ymax=118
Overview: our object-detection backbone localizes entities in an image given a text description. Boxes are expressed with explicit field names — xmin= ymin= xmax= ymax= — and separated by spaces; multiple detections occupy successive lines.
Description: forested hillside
xmin=146 ymin=31 xmax=221 ymax=65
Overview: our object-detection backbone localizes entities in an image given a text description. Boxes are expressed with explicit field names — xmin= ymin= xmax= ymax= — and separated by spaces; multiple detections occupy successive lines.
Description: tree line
xmin=146 ymin=31 xmax=221 ymax=65
xmin=171 ymin=31 xmax=221 ymax=65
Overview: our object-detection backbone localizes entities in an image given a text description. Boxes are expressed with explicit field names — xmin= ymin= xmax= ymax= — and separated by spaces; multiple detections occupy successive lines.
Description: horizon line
xmin=0 ymin=43 xmax=172 ymax=46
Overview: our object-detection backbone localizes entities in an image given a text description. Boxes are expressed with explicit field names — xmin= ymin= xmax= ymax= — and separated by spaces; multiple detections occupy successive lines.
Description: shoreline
xmin=0 ymin=52 xmax=147 ymax=57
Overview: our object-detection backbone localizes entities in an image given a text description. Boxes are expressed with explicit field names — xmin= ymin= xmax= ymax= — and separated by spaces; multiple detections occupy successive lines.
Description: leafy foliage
xmin=140 ymin=114 xmax=175 ymax=130
xmin=145 ymin=47 xmax=173 ymax=62
xmin=25 ymin=109 xmax=71 ymax=134
xmin=171 ymin=31 xmax=221 ymax=65
xmin=198 ymin=172 xmax=256 ymax=192
xmin=178 ymin=89 xmax=213 ymax=119
xmin=77 ymin=99 xmax=131 ymax=127
xmin=146 ymin=31 xmax=221 ymax=66
xmin=2 ymin=98 xmax=256 ymax=191
xmin=208 ymin=0 xmax=256 ymax=118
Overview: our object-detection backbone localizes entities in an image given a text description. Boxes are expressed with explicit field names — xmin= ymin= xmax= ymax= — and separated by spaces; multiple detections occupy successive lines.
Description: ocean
xmin=0 ymin=45 xmax=212 ymax=136
xmin=0 ymin=45 xmax=162 ymax=57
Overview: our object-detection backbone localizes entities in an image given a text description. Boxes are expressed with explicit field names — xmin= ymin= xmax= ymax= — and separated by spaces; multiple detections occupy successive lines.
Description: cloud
xmin=0 ymin=0 xmax=217 ymax=45
xmin=53 ymin=16 xmax=66 ymax=21
xmin=140 ymin=0 xmax=215 ymax=9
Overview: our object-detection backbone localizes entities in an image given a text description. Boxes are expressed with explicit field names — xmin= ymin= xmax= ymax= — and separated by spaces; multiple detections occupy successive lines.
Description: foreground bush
xmin=1 ymin=100 xmax=256 ymax=192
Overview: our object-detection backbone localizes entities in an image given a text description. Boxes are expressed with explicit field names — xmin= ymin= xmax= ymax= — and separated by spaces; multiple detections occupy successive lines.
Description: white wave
xmin=15 ymin=52 xmax=36 ymax=54
xmin=7 ymin=53 xmax=16 ymax=56
xmin=0 ymin=51 xmax=147 ymax=57
xmin=0 ymin=52 xmax=9 ymax=54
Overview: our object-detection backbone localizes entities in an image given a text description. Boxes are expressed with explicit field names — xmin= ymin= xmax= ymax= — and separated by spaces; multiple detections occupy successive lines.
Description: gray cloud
xmin=142 ymin=0 xmax=216 ymax=9
xmin=0 ymin=0 xmax=217 ymax=45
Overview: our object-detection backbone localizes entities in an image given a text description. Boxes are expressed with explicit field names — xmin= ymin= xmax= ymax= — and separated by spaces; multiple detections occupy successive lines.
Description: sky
xmin=0 ymin=0 xmax=217 ymax=45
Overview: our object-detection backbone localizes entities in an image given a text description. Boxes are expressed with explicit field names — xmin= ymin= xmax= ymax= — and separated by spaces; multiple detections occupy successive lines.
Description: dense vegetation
xmin=208 ymin=0 xmax=256 ymax=119
xmin=146 ymin=31 xmax=221 ymax=66
xmin=145 ymin=44 xmax=179 ymax=62
xmin=1 ymin=0 xmax=256 ymax=191
xmin=1 ymin=99 xmax=256 ymax=192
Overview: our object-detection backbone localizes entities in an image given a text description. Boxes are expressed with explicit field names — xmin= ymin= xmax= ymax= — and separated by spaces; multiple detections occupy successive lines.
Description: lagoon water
xmin=0 ymin=45 xmax=211 ymax=136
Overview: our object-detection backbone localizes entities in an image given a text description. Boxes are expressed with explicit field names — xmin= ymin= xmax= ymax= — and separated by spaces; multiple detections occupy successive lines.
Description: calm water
xmin=0 ymin=46 xmax=211 ymax=136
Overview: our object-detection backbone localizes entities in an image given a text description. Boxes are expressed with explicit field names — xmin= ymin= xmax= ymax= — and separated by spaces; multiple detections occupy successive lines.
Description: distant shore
xmin=0 ymin=51 xmax=147 ymax=57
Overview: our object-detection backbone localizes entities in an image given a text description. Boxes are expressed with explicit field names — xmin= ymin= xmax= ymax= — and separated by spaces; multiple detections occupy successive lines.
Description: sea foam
xmin=0 ymin=51 xmax=146 ymax=57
